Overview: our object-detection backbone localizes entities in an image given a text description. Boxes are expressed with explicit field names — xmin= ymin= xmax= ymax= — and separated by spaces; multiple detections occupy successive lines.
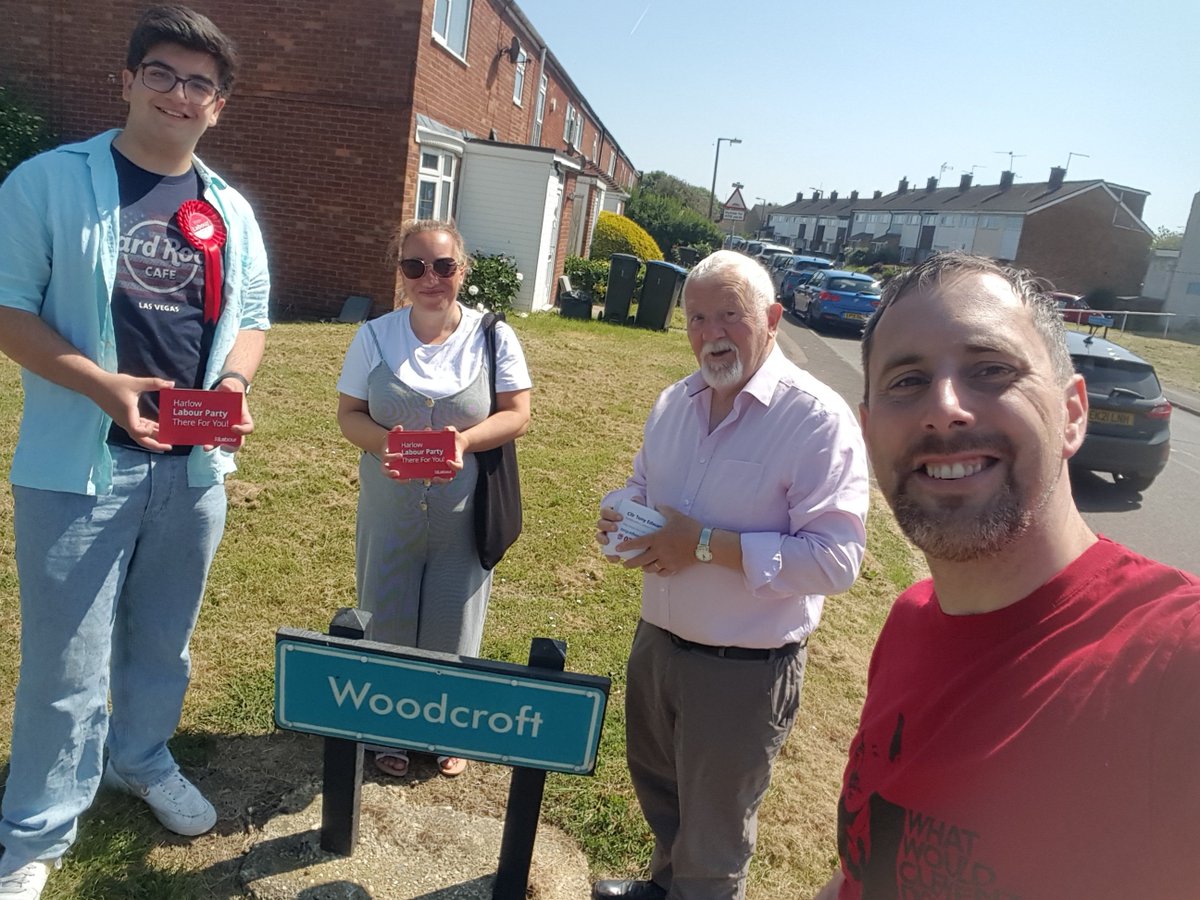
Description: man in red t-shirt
xmin=815 ymin=252 xmax=1200 ymax=900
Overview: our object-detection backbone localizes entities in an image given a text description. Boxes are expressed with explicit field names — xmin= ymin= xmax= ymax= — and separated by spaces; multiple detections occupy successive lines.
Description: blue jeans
xmin=0 ymin=447 xmax=226 ymax=872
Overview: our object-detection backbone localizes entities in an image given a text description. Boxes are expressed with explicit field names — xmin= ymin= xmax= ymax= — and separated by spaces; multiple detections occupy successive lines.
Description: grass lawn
xmin=0 ymin=313 xmax=919 ymax=898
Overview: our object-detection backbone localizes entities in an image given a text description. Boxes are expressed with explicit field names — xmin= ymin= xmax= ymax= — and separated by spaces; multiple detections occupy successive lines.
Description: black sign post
xmin=492 ymin=638 xmax=566 ymax=900
xmin=319 ymin=607 xmax=372 ymax=855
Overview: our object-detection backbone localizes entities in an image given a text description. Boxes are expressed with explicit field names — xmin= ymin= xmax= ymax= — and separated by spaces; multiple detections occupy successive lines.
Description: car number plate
xmin=844 ymin=312 xmax=867 ymax=321
xmin=1089 ymin=409 xmax=1134 ymax=426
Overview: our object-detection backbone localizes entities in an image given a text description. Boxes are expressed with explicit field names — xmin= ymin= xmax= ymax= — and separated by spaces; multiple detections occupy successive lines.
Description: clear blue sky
xmin=515 ymin=0 xmax=1197 ymax=232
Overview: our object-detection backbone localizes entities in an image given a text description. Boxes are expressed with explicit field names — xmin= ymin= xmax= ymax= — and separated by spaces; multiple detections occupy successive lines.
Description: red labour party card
xmin=386 ymin=429 xmax=457 ymax=480
xmin=157 ymin=388 xmax=243 ymax=446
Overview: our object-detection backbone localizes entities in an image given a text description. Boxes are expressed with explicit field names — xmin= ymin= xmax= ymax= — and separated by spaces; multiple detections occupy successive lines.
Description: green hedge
xmin=564 ymin=256 xmax=610 ymax=301
xmin=460 ymin=252 xmax=521 ymax=314
xmin=589 ymin=211 xmax=663 ymax=263
xmin=0 ymin=85 xmax=55 ymax=181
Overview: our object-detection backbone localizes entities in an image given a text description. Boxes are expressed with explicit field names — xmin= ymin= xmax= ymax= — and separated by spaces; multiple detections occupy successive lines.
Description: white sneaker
xmin=102 ymin=764 xmax=217 ymax=836
xmin=0 ymin=861 xmax=53 ymax=899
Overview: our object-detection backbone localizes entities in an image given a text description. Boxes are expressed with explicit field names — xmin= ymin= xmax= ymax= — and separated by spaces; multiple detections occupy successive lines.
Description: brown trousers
xmin=625 ymin=621 xmax=807 ymax=900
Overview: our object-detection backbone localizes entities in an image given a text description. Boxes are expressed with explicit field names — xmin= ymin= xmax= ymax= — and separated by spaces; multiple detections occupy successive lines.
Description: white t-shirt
xmin=337 ymin=304 xmax=532 ymax=401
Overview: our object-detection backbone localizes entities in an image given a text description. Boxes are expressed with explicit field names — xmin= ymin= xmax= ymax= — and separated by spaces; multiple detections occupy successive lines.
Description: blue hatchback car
xmin=794 ymin=269 xmax=882 ymax=332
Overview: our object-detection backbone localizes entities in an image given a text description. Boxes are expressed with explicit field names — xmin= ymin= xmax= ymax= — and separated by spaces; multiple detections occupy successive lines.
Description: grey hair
xmin=683 ymin=250 xmax=773 ymax=313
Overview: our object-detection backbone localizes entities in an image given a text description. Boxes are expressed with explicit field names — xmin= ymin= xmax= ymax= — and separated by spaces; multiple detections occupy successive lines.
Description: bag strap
xmin=481 ymin=312 xmax=503 ymax=415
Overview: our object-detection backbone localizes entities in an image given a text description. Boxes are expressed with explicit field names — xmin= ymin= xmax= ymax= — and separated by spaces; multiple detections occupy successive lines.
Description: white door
xmin=536 ymin=174 xmax=565 ymax=309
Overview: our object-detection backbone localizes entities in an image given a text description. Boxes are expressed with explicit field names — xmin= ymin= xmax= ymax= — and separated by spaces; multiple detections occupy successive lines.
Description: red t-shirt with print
xmin=836 ymin=537 xmax=1200 ymax=900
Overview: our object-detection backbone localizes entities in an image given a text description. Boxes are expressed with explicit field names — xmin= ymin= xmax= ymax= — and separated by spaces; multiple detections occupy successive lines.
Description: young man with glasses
xmin=0 ymin=7 xmax=269 ymax=896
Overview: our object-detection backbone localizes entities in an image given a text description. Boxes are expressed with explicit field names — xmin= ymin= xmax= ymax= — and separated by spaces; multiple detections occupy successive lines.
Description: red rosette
xmin=177 ymin=199 xmax=228 ymax=324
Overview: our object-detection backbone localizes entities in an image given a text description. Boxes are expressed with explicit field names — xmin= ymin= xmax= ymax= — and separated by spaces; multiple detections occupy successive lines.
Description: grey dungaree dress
xmin=355 ymin=320 xmax=493 ymax=656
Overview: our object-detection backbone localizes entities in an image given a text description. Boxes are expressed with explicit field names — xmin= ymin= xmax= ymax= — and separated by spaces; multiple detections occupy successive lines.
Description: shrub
xmin=589 ymin=211 xmax=663 ymax=263
xmin=564 ymin=256 xmax=610 ymax=301
xmin=460 ymin=252 xmax=521 ymax=315
xmin=0 ymin=85 xmax=56 ymax=181
xmin=625 ymin=189 xmax=722 ymax=264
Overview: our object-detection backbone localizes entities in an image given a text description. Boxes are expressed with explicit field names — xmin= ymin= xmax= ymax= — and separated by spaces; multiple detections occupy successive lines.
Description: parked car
xmin=1052 ymin=291 xmax=1093 ymax=324
xmin=1067 ymin=331 xmax=1171 ymax=491
xmin=766 ymin=251 xmax=798 ymax=283
xmin=794 ymin=269 xmax=882 ymax=331
xmin=754 ymin=243 xmax=793 ymax=268
xmin=742 ymin=240 xmax=765 ymax=258
xmin=778 ymin=255 xmax=835 ymax=306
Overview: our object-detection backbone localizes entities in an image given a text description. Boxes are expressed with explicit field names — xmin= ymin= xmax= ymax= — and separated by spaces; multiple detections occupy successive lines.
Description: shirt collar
xmin=685 ymin=343 xmax=786 ymax=407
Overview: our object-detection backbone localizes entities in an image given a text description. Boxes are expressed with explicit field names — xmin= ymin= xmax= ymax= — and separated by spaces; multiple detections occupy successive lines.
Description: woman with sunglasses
xmin=335 ymin=219 xmax=532 ymax=779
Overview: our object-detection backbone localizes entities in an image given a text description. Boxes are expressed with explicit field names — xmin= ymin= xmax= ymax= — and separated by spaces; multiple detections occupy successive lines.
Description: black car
xmin=1068 ymin=332 xmax=1172 ymax=491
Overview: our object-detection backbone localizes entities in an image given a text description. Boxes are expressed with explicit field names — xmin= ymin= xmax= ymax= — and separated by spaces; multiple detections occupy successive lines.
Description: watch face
xmin=695 ymin=546 xmax=713 ymax=562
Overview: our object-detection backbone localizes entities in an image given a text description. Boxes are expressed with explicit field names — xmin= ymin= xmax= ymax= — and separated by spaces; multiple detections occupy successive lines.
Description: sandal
xmin=374 ymin=750 xmax=410 ymax=778
xmin=437 ymin=755 xmax=468 ymax=777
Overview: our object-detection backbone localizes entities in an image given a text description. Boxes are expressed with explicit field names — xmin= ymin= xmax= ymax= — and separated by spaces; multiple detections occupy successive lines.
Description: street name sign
xmin=275 ymin=628 xmax=609 ymax=775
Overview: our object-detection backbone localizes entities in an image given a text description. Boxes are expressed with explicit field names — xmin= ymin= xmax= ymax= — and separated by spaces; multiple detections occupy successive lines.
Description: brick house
xmin=0 ymin=0 xmax=638 ymax=316
xmin=846 ymin=170 xmax=1153 ymax=295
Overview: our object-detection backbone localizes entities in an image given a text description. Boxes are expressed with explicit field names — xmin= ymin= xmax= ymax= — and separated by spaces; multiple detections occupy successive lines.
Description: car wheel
xmin=1114 ymin=473 xmax=1156 ymax=493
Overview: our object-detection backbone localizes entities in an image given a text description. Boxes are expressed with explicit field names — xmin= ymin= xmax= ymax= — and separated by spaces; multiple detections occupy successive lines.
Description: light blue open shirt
xmin=0 ymin=130 xmax=270 ymax=494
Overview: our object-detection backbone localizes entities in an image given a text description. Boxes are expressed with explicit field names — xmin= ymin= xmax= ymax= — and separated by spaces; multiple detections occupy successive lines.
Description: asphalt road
xmin=776 ymin=313 xmax=1200 ymax=576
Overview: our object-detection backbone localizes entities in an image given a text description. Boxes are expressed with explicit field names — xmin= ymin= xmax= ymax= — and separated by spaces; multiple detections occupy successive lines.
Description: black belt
xmin=668 ymin=631 xmax=806 ymax=661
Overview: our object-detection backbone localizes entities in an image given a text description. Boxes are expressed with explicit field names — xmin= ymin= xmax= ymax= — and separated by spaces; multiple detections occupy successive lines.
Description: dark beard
xmin=891 ymin=473 xmax=1032 ymax=562
xmin=885 ymin=432 xmax=1045 ymax=563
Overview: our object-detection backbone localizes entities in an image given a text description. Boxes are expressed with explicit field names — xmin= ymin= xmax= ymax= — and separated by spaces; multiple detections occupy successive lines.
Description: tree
xmin=1151 ymin=226 xmax=1184 ymax=251
xmin=624 ymin=171 xmax=723 ymax=263
xmin=636 ymin=170 xmax=713 ymax=219
xmin=0 ymin=85 xmax=55 ymax=182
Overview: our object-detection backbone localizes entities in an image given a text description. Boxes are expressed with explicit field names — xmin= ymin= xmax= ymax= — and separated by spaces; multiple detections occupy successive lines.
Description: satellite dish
xmin=507 ymin=36 xmax=522 ymax=64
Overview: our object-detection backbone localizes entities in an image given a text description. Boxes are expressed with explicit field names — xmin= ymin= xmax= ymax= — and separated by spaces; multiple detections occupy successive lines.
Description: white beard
xmin=700 ymin=339 xmax=743 ymax=390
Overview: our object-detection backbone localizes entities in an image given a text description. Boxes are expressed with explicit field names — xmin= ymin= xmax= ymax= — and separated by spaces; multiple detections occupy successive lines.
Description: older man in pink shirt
xmin=594 ymin=250 xmax=869 ymax=900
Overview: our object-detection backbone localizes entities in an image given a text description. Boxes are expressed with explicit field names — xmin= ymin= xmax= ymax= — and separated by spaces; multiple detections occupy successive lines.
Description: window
xmin=607 ymin=148 xmax=616 ymax=177
xmin=432 ymin=0 xmax=472 ymax=59
xmin=591 ymin=134 xmax=598 ymax=162
xmin=563 ymin=103 xmax=576 ymax=143
xmin=572 ymin=113 xmax=583 ymax=149
xmin=512 ymin=49 xmax=528 ymax=105
xmin=417 ymin=149 xmax=456 ymax=220
xmin=532 ymin=74 xmax=546 ymax=144
xmin=1188 ymin=282 xmax=1200 ymax=296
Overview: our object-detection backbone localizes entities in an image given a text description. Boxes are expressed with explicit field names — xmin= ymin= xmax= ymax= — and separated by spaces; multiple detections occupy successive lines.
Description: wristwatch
xmin=695 ymin=526 xmax=714 ymax=563
xmin=214 ymin=371 xmax=252 ymax=394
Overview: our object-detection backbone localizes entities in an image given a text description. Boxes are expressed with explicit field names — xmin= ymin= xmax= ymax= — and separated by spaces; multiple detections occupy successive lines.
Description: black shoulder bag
xmin=474 ymin=313 xmax=523 ymax=570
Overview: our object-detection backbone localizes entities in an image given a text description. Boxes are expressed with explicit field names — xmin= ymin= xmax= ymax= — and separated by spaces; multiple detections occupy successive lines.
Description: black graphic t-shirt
xmin=108 ymin=146 xmax=216 ymax=452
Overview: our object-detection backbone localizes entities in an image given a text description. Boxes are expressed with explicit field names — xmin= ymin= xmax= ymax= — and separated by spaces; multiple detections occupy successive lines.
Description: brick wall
xmin=1017 ymin=188 xmax=1152 ymax=295
xmin=2 ymin=0 xmax=635 ymax=317
xmin=2 ymin=0 xmax=422 ymax=319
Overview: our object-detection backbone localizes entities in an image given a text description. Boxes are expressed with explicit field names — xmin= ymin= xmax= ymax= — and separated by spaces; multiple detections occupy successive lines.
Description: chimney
xmin=850 ymin=190 xmax=859 ymax=201
xmin=1048 ymin=166 xmax=1066 ymax=191
xmin=873 ymin=190 xmax=883 ymax=199
xmin=959 ymin=173 xmax=973 ymax=191
xmin=811 ymin=190 xmax=821 ymax=200
xmin=925 ymin=176 xmax=938 ymax=192
xmin=898 ymin=177 xmax=909 ymax=194
xmin=830 ymin=190 xmax=839 ymax=201
xmin=796 ymin=191 xmax=803 ymax=203
xmin=999 ymin=170 xmax=1014 ymax=190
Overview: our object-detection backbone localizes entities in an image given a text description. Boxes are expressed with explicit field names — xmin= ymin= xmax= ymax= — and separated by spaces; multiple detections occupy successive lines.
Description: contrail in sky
xmin=630 ymin=2 xmax=652 ymax=34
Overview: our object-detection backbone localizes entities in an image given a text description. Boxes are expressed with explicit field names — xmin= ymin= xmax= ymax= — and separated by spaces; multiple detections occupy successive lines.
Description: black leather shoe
xmin=591 ymin=879 xmax=667 ymax=899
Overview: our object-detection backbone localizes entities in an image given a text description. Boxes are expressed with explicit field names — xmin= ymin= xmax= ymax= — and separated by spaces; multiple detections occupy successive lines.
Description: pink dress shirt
xmin=603 ymin=345 xmax=869 ymax=648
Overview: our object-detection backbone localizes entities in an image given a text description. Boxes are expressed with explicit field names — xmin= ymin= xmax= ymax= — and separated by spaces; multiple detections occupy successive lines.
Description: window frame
xmin=417 ymin=147 xmax=458 ymax=221
xmin=431 ymin=0 xmax=472 ymax=62
xmin=512 ymin=49 xmax=528 ymax=106
xmin=532 ymin=74 xmax=547 ymax=144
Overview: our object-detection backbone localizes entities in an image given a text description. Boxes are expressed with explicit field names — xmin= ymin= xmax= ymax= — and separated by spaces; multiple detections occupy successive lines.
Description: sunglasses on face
xmin=399 ymin=257 xmax=459 ymax=279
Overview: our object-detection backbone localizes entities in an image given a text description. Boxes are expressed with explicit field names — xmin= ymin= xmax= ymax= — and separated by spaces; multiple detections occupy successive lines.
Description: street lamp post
xmin=708 ymin=137 xmax=742 ymax=221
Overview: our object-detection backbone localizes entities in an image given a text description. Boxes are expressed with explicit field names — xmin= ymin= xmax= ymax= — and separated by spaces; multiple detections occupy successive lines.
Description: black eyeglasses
xmin=399 ymin=257 xmax=459 ymax=279
xmin=138 ymin=62 xmax=220 ymax=106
